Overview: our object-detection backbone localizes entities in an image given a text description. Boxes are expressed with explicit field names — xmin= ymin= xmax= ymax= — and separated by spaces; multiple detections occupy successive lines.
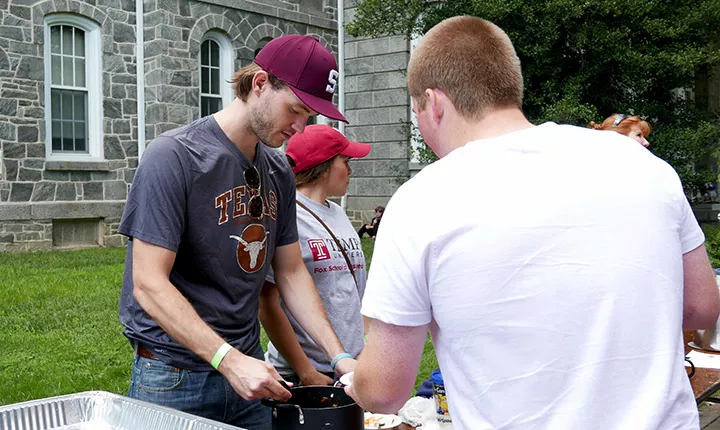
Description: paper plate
xmin=364 ymin=412 xmax=403 ymax=429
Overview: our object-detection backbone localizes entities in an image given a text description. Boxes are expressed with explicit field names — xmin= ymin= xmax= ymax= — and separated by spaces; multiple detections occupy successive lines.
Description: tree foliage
xmin=348 ymin=0 xmax=720 ymax=194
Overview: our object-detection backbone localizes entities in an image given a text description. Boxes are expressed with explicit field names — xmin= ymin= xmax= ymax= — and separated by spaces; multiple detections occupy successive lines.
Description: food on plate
xmin=364 ymin=412 xmax=401 ymax=429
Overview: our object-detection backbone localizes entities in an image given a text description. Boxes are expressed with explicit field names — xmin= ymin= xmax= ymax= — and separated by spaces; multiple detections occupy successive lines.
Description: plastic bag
xmin=398 ymin=396 xmax=437 ymax=427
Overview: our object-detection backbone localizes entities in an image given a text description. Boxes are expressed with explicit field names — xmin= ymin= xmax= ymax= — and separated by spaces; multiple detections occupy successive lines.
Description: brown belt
xmin=137 ymin=344 xmax=159 ymax=360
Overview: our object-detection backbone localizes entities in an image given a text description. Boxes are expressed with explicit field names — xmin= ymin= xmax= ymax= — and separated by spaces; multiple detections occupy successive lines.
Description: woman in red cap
xmin=259 ymin=124 xmax=372 ymax=386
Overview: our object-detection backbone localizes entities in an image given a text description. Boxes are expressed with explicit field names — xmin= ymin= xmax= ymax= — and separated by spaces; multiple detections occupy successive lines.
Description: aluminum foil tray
xmin=0 ymin=391 xmax=245 ymax=430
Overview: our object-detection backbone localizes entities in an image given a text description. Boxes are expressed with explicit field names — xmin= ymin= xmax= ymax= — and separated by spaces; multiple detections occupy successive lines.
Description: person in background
xmin=589 ymin=113 xmax=652 ymax=147
xmin=346 ymin=16 xmax=719 ymax=430
xmin=260 ymin=124 xmax=371 ymax=386
xmin=357 ymin=206 xmax=384 ymax=239
xmin=118 ymin=35 xmax=356 ymax=430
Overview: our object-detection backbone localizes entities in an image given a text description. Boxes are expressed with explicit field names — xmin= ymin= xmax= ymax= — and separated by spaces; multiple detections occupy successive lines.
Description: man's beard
xmin=248 ymin=98 xmax=280 ymax=148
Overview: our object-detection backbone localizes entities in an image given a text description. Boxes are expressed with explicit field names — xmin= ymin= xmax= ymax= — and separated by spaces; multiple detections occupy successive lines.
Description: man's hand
xmin=300 ymin=369 xmax=334 ymax=386
xmin=334 ymin=357 xmax=357 ymax=376
xmin=219 ymin=349 xmax=292 ymax=401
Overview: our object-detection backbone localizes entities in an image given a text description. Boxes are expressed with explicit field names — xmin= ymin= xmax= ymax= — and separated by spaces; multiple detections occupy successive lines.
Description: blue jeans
xmin=128 ymin=341 xmax=271 ymax=430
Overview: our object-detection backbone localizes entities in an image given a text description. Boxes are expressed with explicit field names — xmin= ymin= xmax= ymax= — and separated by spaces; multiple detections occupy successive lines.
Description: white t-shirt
xmin=362 ymin=123 xmax=704 ymax=430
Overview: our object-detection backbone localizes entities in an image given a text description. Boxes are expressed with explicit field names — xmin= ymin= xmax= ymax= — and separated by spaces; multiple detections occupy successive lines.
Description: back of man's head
xmin=408 ymin=16 xmax=523 ymax=119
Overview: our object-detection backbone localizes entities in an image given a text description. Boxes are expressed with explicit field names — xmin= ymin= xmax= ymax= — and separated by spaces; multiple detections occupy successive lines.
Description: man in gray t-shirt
xmin=118 ymin=35 xmax=356 ymax=430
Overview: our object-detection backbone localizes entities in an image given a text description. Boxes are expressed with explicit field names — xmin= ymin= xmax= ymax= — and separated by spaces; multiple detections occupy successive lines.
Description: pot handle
xmin=259 ymin=400 xmax=304 ymax=425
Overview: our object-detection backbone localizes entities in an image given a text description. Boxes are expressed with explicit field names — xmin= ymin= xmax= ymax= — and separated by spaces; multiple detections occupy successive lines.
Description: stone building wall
xmin=0 ymin=0 xmax=339 ymax=252
xmin=342 ymin=0 xmax=410 ymax=226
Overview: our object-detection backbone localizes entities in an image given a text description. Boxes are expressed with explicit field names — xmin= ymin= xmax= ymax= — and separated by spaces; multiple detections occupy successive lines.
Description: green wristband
xmin=211 ymin=342 xmax=233 ymax=370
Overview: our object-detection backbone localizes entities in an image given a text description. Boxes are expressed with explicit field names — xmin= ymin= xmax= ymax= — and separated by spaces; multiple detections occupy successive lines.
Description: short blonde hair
xmin=408 ymin=16 xmax=523 ymax=119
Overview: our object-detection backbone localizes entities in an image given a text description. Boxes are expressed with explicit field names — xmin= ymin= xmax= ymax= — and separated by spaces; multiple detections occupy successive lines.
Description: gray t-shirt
xmin=265 ymin=191 xmax=366 ymax=375
xmin=118 ymin=116 xmax=298 ymax=371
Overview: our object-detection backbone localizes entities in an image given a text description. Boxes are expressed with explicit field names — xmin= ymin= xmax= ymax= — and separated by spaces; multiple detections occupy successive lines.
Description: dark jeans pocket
xmin=132 ymin=356 xmax=186 ymax=393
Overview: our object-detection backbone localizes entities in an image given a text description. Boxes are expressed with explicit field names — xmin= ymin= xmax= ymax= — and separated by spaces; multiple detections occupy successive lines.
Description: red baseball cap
xmin=286 ymin=125 xmax=371 ymax=174
xmin=255 ymin=35 xmax=347 ymax=123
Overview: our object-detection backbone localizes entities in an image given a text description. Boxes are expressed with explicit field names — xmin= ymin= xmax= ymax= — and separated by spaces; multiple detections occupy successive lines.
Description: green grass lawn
xmin=0 ymin=238 xmax=437 ymax=405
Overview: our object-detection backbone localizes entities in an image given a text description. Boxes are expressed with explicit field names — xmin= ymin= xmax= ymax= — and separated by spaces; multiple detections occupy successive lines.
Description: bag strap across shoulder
xmin=296 ymin=199 xmax=358 ymax=287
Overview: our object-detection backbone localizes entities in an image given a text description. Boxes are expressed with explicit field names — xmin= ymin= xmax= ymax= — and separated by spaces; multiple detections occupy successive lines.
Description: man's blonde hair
xmin=230 ymin=63 xmax=286 ymax=102
xmin=408 ymin=16 xmax=523 ymax=119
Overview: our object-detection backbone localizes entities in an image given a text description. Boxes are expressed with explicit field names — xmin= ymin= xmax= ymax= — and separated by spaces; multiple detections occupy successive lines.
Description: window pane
xmin=51 ymin=26 xmax=61 ymax=54
xmin=211 ymin=68 xmax=219 ymax=94
xmin=201 ymin=40 xmax=209 ymax=66
xmin=74 ymin=122 xmax=86 ymax=152
xmin=211 ymin=98 xmax=222 ymax=115
xmin=51 ymin=90 xmax=61 ymax=119
xmin=210 ymin=40 xmax=219 ymax=67
xmin=201 ymin=97 xmax=209 ymax=118
xmin=74 ymin=29 xmax=85 ymax=57
xmin=62 ymin=121 xmax=73 ymax=151
xmin=201 ymin=67 xmax=209 ymax=93
xmin=63 ymin=56 xmax=73 ymax=86
xmin=62 ymin=91 xmax=73 ymax=120
xmin=74 ymin=92 xmax=85 ymax=121
xmin=51 ymin=54 xmax=61 ymax=85
xmin=75 ymin=58 xmax=85 ymax=87
xmin=52 ymin=120 xmax=62 ymax=151
xmin=62 ymin=26 xmax=73 ymax=55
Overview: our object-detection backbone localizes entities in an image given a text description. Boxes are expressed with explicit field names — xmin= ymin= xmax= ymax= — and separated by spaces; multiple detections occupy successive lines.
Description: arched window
xmin=200 ymin=32 xmax=232 ymax=117
xmin=44 ymin=14 xmax=102 ymax=161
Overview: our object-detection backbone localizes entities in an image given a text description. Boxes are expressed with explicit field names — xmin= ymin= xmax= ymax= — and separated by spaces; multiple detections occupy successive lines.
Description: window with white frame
xmin=200 ymin=32 xmax=233 ymax=117
xmin=44 ymin=14 xmax=102 ymax=161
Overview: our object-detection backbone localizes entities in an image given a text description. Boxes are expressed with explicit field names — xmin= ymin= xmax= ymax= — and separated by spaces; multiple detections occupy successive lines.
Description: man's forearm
xmin=259 ymin=283 xmax=317 ymax=377
xmin=134 ymin=275 xmax=230 ymax=363
xmin=277 ymin=269 xmax=345 ymax=360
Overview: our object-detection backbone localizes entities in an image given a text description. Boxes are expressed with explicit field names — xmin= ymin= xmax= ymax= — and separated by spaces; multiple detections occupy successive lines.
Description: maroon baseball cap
xmin=286 ymin=125 xmax=371 ymax=174
xmin=255 ymin=35 xmax=347 ymax=123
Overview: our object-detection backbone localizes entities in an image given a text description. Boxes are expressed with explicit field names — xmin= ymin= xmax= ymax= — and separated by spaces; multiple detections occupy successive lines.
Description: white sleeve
xmin=360 ymin=188 xmax=432 ymax=326
xmin=679 ymin=193 xmax=705 ymax=254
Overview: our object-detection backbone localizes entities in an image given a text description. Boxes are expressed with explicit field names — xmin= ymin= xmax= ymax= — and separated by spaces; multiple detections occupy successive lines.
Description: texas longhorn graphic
xmin=230 ymin=232 xmax=269 ymax=271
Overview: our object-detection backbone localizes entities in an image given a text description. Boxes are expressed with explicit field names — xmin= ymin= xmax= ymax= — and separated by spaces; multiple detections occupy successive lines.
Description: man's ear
xmin=252 ymin=71 xmax=270 ymax=97
xmin=425 ymin=88 xmax=444 ymax=125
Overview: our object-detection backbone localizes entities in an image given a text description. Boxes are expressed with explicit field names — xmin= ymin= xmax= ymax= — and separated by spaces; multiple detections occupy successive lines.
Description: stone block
xmin=104 ymin=99 xmax=123 ymax=119
xmin=26 ymin=143 xmax=44 ymax=157
xmin=104 ymin=136 xmax=125 ymax=160
xmin=145 ymin=103 xmax=168 ymax=123
xmin=9 ymin=183 xmax=33 ymax=202
xmin=55 ymin=182 xmax=76 ymax=201
xmin=121 ymin=140 xmax=138 ymax=157
xmin=345 ymin=57 xmax=373 ymax=75
xmin=348 ymin=159 xmax=373 ymax=176
xmin=0 ymin=189 xmax=8 ymax=202
xmin=0 ymin=122 xmax=16 ymax=141
xmin=114 ymin=22 xmax=135 ymax=43
xmin=356 ymin=108 xmax=390 ymax=125
xmin=4 ymin=159 xmax=17 ymax=180
xmin=105 ymin=55 xmax=127 ymax=74
xmin=83 ymin=182 xmax=103 ymax=200
xmin=111 ymin=84 xmax=127 ymax=99
xmin=344 ymin=125 xmax=373 ymax=142
xmin=374 ymin=52 xmax=409 ymax=73
xmin=91 ymin=171 xmax=118 ymax=181
xmin=0 ymin=25 xmax=23 ymax=41
xmin=122 ymin=99 xmax=137 ymax=116
xmin=23 ymin=159 xmax=43 ymax=169
xmin=70 ymin=172 xmax=92 ymax=181
xmin=169 ymin=70 xmax=191 ymax=86
xmin=17 ymin=125 xmax=38 ymax=142
xmin=31 ymin=201 xmax=126 ymax=220
xmin=0 ymin=202 xmax=30 ymax=220
xmin=31 ymin=182 xmax=56 ymax=202
xmin=113 ymin=119 xmax=131 ymax=134
xmin=373 ymin=159 xmax=408 ymax=176
xmin=356 ymin=38 xmax=390 ymax=57
xmin=374 ymin=124 xmax=406 ymax=142
xmin=18 ymin=168 xmax=41 ymax=182
xmin=46 ymin=161 xmax=111 ymax=172
xmin=0 ymin=99 xmax=17 ymax=116
xmin=15 ymin=56 xmax=43 ymax=80
xmin=104 ymin=180 xmax=127 ymax=200
xmin=103 ymin=234 xmax=126 ymax=248
xmin=364 ymin=141 xmax=408 ymax=160
xmin=345 ymin=92 xmax=372 ymax=109
xmin=373 ymin=88 xmax=408 ymax=107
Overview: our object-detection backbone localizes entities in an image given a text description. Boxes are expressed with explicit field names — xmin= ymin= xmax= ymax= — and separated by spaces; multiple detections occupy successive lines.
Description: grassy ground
xmin=0 ymin=238 xmax=437 ymax=405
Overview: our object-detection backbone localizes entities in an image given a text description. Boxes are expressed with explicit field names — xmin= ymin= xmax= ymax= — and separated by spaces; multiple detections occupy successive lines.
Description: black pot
xmin=261 ymin=385 xmax=364 ymax=430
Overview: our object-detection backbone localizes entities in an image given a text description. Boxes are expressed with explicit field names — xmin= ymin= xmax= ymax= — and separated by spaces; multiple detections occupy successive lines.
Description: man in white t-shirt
xmin=345 ymin=16 xmax=720 ymax=430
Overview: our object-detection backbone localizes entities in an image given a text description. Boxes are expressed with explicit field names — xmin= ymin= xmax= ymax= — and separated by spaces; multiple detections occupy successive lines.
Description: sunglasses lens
xmin=244 ymin=167 xmax=260 ymax=190
xmin=248 ymin=195 xmax=264 ymax=219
